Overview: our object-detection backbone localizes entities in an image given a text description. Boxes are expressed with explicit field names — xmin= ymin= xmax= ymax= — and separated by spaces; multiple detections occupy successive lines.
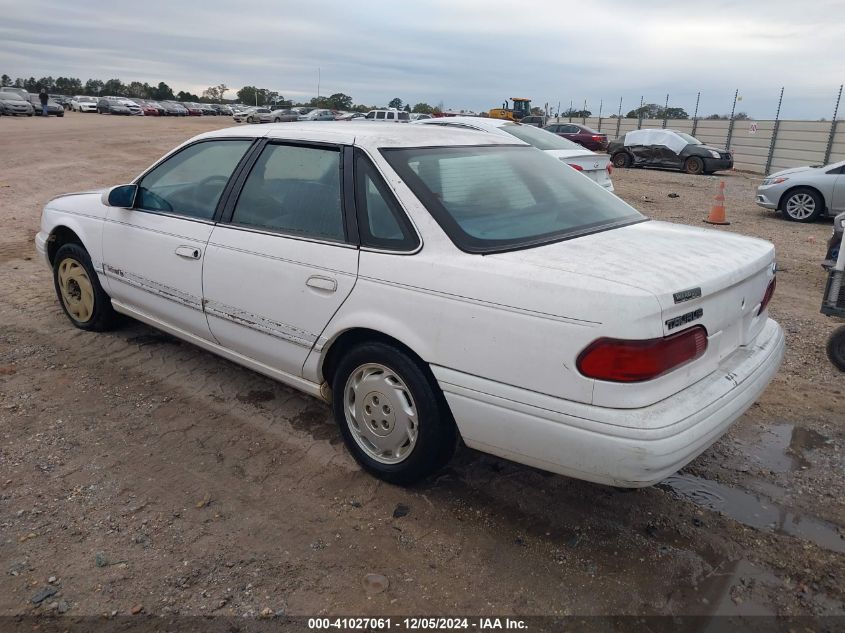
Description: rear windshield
xmin=382 ymin=145 xmax=644 ymax=253
xmin=498 ymin=123 xmax=584 ymax=151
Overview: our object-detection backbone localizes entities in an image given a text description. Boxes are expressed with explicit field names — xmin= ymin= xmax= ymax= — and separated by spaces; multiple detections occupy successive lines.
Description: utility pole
xmin=317 ymin=68 xmax=321 ymax=100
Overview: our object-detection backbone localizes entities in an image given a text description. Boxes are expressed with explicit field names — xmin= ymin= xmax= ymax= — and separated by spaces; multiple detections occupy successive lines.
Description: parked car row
xmin=232 ymin=106 xmax=434 ymax=125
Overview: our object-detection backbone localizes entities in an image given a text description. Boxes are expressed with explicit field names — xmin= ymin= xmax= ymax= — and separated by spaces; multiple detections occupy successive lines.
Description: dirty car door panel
xmin=202 ymin=142 xmax=358 ymax=376
xmin=102 ymin=139 xmax=252 ymax=339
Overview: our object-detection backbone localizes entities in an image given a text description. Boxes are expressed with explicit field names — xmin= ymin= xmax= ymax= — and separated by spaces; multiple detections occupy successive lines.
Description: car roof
xmin=415 ymin=116 xmax=511 ymax=130
xmin=192 ymin=121 xmax=527 ymax=150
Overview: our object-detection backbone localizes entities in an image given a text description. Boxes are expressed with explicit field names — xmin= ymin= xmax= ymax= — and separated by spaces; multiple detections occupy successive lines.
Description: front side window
xmin=355 ymin=153 xmax=419 ymax=251
xmin=136 ymin=140 xmax=251 ymax=220
xmin=231 ymin=143 xmax=345 ymax=242
xmin=383 ymin=145 xmax=644 ymax=253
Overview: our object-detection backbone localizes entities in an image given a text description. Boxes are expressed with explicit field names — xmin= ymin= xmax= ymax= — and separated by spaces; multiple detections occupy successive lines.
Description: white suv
xmin=365 ymin=109 xmax=410 ymax=122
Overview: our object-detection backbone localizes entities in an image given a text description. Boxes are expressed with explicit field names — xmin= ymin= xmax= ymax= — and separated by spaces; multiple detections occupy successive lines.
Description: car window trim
xmin=353 ymin=148 xmax=421 ymax=254
xmin=131 ymin=137 xmax=258 ymax=223
xmin=219 ymin=138 xmax=358 ymax=247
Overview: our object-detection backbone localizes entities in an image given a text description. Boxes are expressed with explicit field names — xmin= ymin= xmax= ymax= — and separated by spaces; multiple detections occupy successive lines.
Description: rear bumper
xmin=433 ymin=318 xmax=784 ymax=487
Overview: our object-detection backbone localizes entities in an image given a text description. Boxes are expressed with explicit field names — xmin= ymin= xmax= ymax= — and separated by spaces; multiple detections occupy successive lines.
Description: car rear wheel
xmin=684 ymin=156 xmax=704 ymax=175
xmin=331 ymin=341 xmax=457 ymax=485
xmin=611 ymin=152 xmax=631 ymax=168
xmin=53 ymin=243 xmax=118 ymax=332
xmin=781 ymin=187 xmax=823 ymax=223
xmin=827 ymin=325 xmax=845 ymax=372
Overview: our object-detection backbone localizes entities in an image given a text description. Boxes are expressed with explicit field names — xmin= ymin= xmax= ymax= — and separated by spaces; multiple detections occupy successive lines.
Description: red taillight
xmin=606 ymin=164 xmax=613 ymax=174
xmin=576 ymin=326 xmax=708 ymax=383
xmin=758 ymin=278 xmax=776 ymax=315
xmin=591 ymin=135 xmax=604 ymax=140
xmin=567 ymin=163 xmax=584 ymax=171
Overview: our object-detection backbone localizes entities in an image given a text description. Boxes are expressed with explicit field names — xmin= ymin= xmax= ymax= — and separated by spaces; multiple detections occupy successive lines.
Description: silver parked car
xmin=0 ymin=91 xmax=34 ymax=116
xmin=756 ymin=159 xmax=845 ymax=222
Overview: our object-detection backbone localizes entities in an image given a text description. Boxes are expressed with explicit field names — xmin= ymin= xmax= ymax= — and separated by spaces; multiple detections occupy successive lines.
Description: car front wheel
xmin=331 ymin=341 xmax=457 ymax=485
xmin=684 ymin=156 xmax=704 ymax=175
xmin=53 ymin=243 xmax=117 ymax=332
xmin=611 ymin=152 xmax=631 ymax=168
xmin=781 ymin=187 xmax=823 ymax=222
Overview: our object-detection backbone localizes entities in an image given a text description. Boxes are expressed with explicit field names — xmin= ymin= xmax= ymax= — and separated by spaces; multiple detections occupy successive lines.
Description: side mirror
xmin=102 ymin=184 xmax=137 ymax=208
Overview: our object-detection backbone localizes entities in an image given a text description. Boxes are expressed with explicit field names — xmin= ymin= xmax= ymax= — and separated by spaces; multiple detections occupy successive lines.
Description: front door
xmin=102 ymin=139 xmax=253 ymax=339
xmin=202 ymin=141 xmax=359 ymax=377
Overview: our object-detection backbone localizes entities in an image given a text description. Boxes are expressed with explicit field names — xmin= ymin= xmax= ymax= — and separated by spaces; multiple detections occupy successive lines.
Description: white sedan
xmin=70 ymin=95 xmax=98 ymax=112
xmin=415 ymin=116 xmax=615 ymax=191
xmin=35 ymin=123 xmax=784 ymax=487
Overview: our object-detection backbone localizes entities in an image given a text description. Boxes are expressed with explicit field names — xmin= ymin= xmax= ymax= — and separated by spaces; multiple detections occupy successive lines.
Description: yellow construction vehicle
xmin=488 ymin=97 xmax=532 ymax=121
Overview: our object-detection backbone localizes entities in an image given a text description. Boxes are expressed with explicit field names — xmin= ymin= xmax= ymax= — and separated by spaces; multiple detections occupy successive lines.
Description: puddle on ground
xmin=745 ymin=423 xmax=832 ymax=473
xmin=674 ymin=559 xmax=779 ymax=616
xmin=235 ymin=390 xmax=276 ymax=406
xmin=660 ymin=474 xmax=845 ymax=554
xmin=289 ymin=403 xmax=337 ymax=442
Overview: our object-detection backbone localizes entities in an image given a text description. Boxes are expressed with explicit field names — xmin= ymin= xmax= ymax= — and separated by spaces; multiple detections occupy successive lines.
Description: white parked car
xmin=415 ymin=116 xmax=615 ymax=191
xmin=70 ymin=95 xmax=98 ymax=112
xmin=365 ymin=109 xmax=410 ymax=122
xmin=36 ymin=123 xmax=784 ymax=487
xmin=233 ymin=107 xmax=272 ymax=124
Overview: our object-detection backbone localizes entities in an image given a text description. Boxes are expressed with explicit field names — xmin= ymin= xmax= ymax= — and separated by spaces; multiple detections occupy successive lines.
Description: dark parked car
xmin=210 ymin=104 xmax=233 ymax=116
xmin=197 ymin=103 xmax=217 ymax=116
xmin=519 ymin=115 xmax=546 ymax=127
xmin=545 ymin=122 xmax=608 ymax=151
xmin=608 ymin=129 xmax=733 ymax=175
xmin=29 ymin=94 xmax=65 ymax=116
xmin=97 ymin=97 xmax=131 ymax=115
xmin=50 ymin=94 xmax=72 ymax=109
xmin=0 ymin=91 xmax=34 ymax=116
xmin=159 ymin=101 xmax=187 ymax=116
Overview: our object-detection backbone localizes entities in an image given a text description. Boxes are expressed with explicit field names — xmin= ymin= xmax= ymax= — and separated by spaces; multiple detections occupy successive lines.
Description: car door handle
xmin=175 ymin=245 xmax=202 ymax=260
xmin=306 ymin=275 xmax=337 ymax=293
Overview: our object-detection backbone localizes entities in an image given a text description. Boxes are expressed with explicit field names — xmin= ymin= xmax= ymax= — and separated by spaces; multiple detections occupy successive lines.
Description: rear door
xmin=202 ymin=140 xmax=359 ymax=377
xmin=830 ymin=165 xmax=845 ymax=213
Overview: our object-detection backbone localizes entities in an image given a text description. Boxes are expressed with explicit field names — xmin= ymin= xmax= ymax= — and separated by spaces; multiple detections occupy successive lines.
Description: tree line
xmin=559 ymin=103 xmax=750 ymax=120
xmin=1 ymin=73 xmax=441 ymax=113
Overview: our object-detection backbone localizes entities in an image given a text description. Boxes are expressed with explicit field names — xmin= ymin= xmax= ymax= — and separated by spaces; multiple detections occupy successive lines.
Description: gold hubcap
xmin=58 ymin=258 xmax=95 ymax=322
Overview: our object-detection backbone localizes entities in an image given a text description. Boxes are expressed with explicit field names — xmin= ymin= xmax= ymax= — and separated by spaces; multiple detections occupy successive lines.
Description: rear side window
xmin=355 ymin=152 xmax=419 ymax=251
xmin=376 ymin=111 xmax=386 ymax=120
xmin=231 ymin=143 xmax=345 ymax=242
xmin=398 ymin=112 xmax=410 ymax=121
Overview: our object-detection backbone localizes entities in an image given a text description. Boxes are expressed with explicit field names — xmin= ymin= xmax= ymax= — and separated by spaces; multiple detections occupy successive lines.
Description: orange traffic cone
xmin=704 ymin=180 xmax=730 ymax=225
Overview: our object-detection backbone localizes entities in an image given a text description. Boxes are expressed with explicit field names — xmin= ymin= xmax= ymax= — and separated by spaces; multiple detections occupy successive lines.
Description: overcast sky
xmin=2 ymin=0 xmax=843 ymax=119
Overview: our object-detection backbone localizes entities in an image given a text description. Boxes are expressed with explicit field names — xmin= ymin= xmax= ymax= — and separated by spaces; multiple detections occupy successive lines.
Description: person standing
xmin=39 ymin=89 xmax=48 ymax=116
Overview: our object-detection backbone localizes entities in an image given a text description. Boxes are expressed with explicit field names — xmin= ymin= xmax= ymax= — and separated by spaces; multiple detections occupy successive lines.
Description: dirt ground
xmin=0 ymin=113 xmax=843 ymax=620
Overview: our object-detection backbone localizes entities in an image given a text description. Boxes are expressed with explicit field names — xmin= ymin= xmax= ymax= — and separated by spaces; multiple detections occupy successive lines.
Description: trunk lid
xmin=490 ymin=220 xmax=775 ymax=361
xmin=545 ymin=149 xmax=612 ymax=188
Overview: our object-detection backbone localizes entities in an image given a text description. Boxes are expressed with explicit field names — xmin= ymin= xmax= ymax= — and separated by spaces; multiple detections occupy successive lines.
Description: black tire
xmin=52 ymin=243 xmax=118 ymax=332
xmin=780 ymin=187 xmax=824 ymax=223
xmin=684 ymin=156 xmax=704 ymax=175
xmin=247 ymin=115 xmax=255 ymax=124
xmin=827 ymin=325 xmax=845 ymax=372
xmin=611 ymin=152 xmax=631 ymax=168
xmin=331 ymin=341 xmax=457 ymax=485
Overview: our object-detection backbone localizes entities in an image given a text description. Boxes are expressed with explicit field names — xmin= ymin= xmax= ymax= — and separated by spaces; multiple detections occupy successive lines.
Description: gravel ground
xmin=0 ymin=113 xmax=843 ymax=619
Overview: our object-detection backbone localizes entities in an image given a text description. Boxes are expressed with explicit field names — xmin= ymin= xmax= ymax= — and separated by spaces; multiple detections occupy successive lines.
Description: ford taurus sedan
xmin=36 ymin=123 xmax=784 ymax=487
xmin=755 ymin=159 xmax=845 ymax=223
